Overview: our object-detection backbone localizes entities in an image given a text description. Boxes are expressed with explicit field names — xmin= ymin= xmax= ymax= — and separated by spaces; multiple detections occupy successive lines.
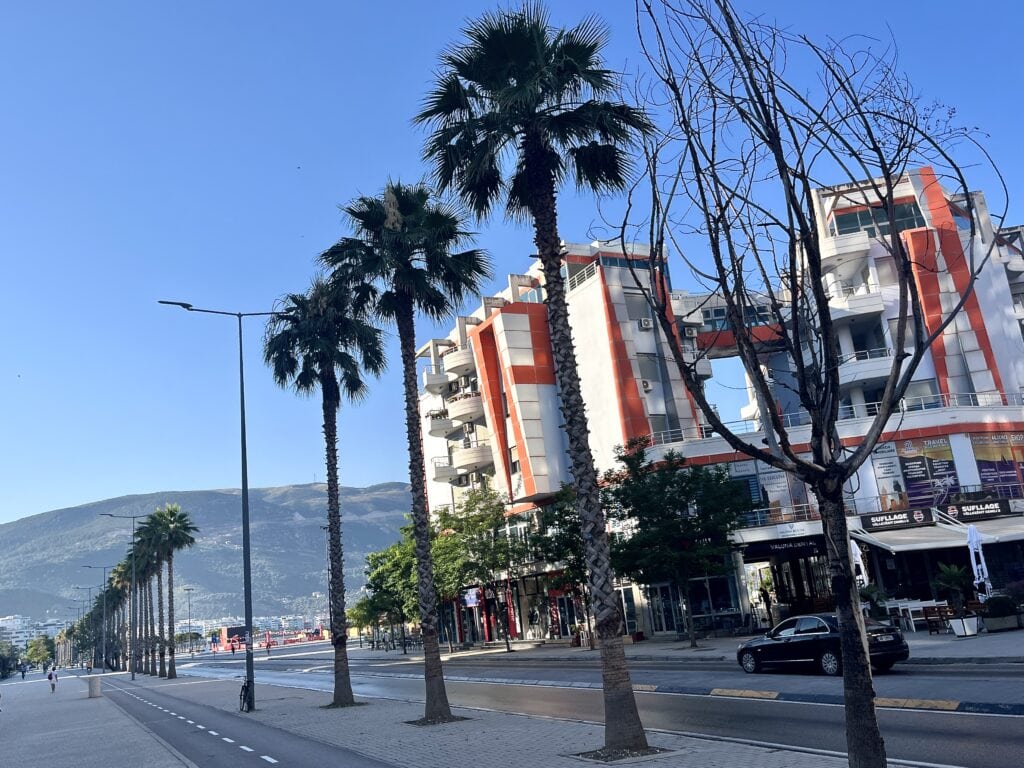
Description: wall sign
xmin=860 ymin=507 xmax=934 ymax=531
xmin=939 ymin=499 xmax=1012 ymax=522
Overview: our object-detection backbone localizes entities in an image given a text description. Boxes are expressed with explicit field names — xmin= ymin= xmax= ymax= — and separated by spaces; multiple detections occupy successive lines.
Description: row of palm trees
xmin=261 ymin=3 xmax=653 ymax=748
xmin=64 ymin=504 xmax=197 ymax=679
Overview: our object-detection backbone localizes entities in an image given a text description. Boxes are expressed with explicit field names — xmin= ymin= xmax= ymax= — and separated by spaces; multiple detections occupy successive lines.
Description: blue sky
xmin=2 ymin=1 xmax=1022 ymax=524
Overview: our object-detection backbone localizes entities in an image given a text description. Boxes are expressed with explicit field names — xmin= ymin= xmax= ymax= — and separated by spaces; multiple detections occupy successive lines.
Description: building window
xmin=832 ymin=201 xmax=926 ymax=239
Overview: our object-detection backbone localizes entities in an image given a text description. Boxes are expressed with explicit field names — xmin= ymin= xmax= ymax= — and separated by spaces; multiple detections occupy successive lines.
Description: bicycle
xmin=239 ymin=679 xmax=251 ymax=713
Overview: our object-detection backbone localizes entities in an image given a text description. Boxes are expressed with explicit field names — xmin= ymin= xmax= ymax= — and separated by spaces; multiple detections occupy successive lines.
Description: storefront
xmin=741 ymin=536 xmax=833 ymax=618
xmin=852 ymin=501 xmax=1024 ymax=599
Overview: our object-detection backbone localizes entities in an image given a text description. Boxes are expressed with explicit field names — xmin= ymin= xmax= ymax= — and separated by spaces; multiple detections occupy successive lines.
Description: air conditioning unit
xmin=469 ymin=471 xmax=482 ymax=483
xmin=458 ymin=376 xmax=472 ymax=388
xmin=464 ymin=422 xmax=475 ymax=434
xmin=684 ymin=327 xmax=699 ymax=338
xmin=462 ymin=438 xmax=473 ymax=448
xmin=637 ymin=318 xmax=654 ymax=331
xmin=640 ymin=379 xmax=653 ymax=392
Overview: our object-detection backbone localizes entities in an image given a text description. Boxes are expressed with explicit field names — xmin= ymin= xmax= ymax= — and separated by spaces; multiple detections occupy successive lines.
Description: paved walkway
xmin=0 ymin=669 xmax=190 ymax=767
xmin=4 ymin=626 xmax=1019 ymax=768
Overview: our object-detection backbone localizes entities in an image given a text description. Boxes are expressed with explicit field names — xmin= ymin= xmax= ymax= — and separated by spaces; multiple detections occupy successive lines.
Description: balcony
xmin=820 ymin=230 xmax=871 ymax=263
xmin=442 ymin=346 xmax=475 ymax=378
xmin=451 ymin=438 xmax=493 ymax=472
xmin=421 ymin=365 xmax=448 ymax=395
xmin=828 ymin=281 xmax=884 ymax=318
xmin=431 ymin=457 xmax=458 ymax=483
xmin=426 ymin=410 xmax=459 ymax=438
xmin=447 ymin=391 xmax=484 ymax=423
xmin=837 ymin=347 xmax=894 ymax=387
xmin=739 ymin=503 xmax=822 ymax=529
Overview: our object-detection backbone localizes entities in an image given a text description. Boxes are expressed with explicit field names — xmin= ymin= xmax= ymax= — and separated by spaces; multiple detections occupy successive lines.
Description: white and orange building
xmin=418 ymin=167 xmax=1024 ymax=642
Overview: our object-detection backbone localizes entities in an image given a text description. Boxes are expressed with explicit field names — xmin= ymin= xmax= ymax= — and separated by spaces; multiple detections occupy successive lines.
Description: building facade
xmin=417 ymin=167 xmax=1024 ymax=642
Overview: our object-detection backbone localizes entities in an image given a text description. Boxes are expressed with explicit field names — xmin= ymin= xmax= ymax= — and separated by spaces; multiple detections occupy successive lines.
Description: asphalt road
xmin=103 ymin=677 xmax=395 ymax=768
xmin=175 ymin=648 xmax=1024 ymax=768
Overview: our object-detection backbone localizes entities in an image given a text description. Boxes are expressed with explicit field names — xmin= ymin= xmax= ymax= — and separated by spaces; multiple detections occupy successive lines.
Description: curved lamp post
xmin=159 ymin=299 xmax=280 ymax=712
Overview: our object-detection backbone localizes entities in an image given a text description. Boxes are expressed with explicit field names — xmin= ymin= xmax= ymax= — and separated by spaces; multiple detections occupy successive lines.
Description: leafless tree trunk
xmin=625 ymin=2 xmax=1005 ymax=766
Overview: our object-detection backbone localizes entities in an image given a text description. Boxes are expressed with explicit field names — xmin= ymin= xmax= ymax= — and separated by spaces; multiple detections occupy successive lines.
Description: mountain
xmin=0 ymin=483 xmax=410 ymax=621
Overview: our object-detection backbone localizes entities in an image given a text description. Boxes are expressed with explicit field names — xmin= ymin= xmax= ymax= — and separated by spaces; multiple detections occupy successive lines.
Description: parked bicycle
xmin=239 ymin=679 xmax=251 ymax=713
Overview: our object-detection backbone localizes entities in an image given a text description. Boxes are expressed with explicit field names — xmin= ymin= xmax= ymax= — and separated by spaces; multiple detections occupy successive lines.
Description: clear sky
xmin=2 ymin=1 xmax=1022 ymax=525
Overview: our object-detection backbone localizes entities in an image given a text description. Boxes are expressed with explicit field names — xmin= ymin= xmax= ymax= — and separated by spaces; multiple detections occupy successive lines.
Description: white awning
xmin=852 ymin=514 xmax=1024 ymax=552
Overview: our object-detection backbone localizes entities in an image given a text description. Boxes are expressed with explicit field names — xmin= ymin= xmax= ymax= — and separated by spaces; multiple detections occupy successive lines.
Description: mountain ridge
xmin=0 ymin=482 xmax=410 ymax=622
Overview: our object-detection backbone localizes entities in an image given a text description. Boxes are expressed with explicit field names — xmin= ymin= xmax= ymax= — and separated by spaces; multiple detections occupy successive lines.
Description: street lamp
xmin=159 ymin=299 xmax=280 ymax=712
xmin=73 ymin=586 xmax=94 ymax=667
xmin=101 ymin=512 xmax=147 ymax=680
xmin=184 ymin=587 xmax=194 ymax=657
xmin=83 ymin=565 xmax=114 ymax=671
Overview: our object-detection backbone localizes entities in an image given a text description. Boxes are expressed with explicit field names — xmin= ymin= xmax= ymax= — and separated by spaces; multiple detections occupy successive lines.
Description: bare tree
xmin=624 ymin=2 xmax=1006 ymax=767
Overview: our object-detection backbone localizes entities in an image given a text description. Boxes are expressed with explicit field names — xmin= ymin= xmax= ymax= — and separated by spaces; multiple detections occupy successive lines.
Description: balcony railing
xmin=740 ymin=503 xmax=821 ymax=528
xmin=652 ymin=391 xmax=1024 ymax=447
xmin=838 ymin=346 xmax=893 ymax=365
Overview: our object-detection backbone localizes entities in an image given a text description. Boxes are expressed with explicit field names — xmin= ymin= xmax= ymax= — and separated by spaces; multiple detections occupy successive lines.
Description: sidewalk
xmin=108 ymin=671 xmax=920 ymax=768
xmin=0 ymin=669 xmax=190 ymax=768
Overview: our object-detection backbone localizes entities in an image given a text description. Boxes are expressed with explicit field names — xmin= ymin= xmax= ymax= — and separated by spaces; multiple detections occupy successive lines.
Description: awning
xmin=851 ymin=514 xmax=1024 ymax=552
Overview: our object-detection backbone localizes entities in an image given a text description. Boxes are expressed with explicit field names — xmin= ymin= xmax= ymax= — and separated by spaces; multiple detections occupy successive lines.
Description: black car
xmin=737 ymin=613 xmax=909 ymax=676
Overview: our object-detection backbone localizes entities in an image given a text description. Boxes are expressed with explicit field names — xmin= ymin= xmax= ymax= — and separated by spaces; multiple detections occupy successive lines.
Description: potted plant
xmin=982 ymin=595 xmax=1020 ymax=632
xmin=859 ymin=584 xmax=889 ymax=621
xmin=934 ymin=563 xmax=979 ymax=638
xmin=1004 ymin=581 xmax=1024 ymax=627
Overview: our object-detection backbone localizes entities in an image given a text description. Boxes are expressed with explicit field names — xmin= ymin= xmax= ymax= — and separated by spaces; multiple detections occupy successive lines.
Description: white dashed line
xmin=177 ymin=716 xmax=185 ymax=720
xmin=209 ymin=731 xmax=219 ymax=736
xmin=170 ymin=712 xmax=177 ymax=716
xmin=196 ymin=725 xmax=205 ymax=730
xmin=186 ymin=720 xmax=194 ymax=724
xmin=222 ymin=738 xmax=235 ymax=743
xmin=239 ymin=746 xmax=253 ymax=752
xmin=260 ymin=758 xmax=278 ymax=764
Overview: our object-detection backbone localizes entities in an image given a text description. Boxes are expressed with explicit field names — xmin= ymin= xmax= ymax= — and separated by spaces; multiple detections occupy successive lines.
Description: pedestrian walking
xmin=48 ymin=668 xmax=58 ymax=693
xmin=21 ymin=666 xmax=26 ymax=680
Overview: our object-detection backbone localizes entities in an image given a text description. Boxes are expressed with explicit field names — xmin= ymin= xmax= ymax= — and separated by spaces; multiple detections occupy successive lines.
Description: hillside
xmin=0 ymin=483 xmax=410 ymax=621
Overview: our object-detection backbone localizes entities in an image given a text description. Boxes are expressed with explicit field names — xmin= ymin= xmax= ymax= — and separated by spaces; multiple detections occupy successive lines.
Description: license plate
xmin=874 ymin=634 xmax=894 ymax=642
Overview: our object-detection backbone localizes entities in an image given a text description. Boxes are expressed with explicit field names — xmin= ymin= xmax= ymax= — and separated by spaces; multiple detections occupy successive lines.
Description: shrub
xmin=984 ymin=595 xmax=1018 ymax=619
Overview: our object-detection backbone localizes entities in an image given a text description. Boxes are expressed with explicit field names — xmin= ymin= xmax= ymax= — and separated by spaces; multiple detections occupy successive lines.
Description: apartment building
xmin=418 ymin=166 xmax=1024 ymax=642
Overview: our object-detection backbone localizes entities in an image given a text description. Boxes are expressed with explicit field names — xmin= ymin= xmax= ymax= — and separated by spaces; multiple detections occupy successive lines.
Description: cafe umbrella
xmin=849 ymin=538 xmax=869 ymax=587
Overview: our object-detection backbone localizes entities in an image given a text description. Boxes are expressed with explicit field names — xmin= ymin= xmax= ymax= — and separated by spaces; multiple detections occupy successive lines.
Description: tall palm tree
xmin=416 ymin=4 xmax=652 ymax=750
xmin=320 ymin=181 xmax=490 ymax=722
xmin=150 ymin=504 xmax=198 ymax=679
xmin=134 ymin=527 xmax=160 ymax=675
xmin=264 ymin=277 xmax=385 ymax=706
xmin=137 ymin=516 xmax=169 ymax=677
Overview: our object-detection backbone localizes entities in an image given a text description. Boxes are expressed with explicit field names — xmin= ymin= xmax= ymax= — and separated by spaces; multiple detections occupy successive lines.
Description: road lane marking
xmin=196 ymin=725 xmax=205 ymax=730
xmin=177 ymin=716 xmax=185 ymax=720
xmin=260 ymin=757 xmax=278 ymax=764
xmin=209 ymin=730 xmax=219 ymax=736
xmin=186 ymin=720 xmax=194 ymax=724
xmin=222 ymin=738 xmax=235 ymax=743
xmin=240 ymin=746 xmax=254 ymax=752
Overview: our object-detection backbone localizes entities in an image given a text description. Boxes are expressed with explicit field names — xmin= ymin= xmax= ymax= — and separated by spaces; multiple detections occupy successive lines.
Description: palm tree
xmin=320 ymin=181 xmax=490 ymax=722
xmin=416 ymin=4 xmax=653 ymax=750
xmin=149 ymin=504 xmax=198 ymax=679
xmin=264 ymin=276 xmax=385 ymax=706
xmin=137 ymin=515 xmax=169 ymax=677
xmin=134 ymin=526 xmax=160 ymax=675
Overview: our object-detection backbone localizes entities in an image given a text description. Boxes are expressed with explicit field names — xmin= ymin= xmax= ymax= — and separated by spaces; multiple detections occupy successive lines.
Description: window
xmin=887 ymin=317 xmax=917 ymax=350
xmin=795 ymin=616 xmax=828 ymax=635
xmin=772 ymin=618 xmax=799 ymax=637
xmin=833 ymin=201 xmax=926 ymax=239
xmin=701 ymin=305 xmax=770 ymax=331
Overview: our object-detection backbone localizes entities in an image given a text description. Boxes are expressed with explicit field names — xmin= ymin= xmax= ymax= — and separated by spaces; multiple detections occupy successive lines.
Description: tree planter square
xmin=949 ymin=615 xmax=980 ymax=637
xmin=983 ymin=615 xmax=1020 ymax=633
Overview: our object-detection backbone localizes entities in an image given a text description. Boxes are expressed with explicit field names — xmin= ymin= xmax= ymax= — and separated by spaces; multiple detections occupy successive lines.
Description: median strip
xmin=711 ymin=688 xmax=779 ymax=700
xmin=876 ymin=697 xmax=959 ymax=711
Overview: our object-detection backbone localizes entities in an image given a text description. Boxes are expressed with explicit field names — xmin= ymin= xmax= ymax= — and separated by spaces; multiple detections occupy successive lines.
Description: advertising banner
xmin=970 ymin=433 xmax=1024 ymax=496
xmin=939 ymin=499 xmax=1012 ymax=522
xmin=897 ymin=437 xmax=959 ymax=507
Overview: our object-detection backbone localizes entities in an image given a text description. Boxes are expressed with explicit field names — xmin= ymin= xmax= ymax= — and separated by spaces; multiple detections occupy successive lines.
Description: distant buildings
xmin=0 ymin=614 xmax=65 ymax=648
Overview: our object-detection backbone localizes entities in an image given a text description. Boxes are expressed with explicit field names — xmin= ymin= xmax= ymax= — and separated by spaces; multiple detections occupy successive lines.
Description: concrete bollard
xmin=84 ymin=675 xmax=102 ymax=698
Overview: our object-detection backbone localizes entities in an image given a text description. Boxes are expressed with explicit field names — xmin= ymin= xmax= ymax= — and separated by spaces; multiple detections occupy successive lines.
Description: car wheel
xmin=819 ymin=650 xmax=842 ymax=676
xmin=739 ymin=650 xmax=760 ymax=674
xmin=872 ymin=661 xmax=894 ymax=673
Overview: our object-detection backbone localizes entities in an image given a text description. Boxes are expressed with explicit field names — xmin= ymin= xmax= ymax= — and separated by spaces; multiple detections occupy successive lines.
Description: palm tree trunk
xmin=157 ymin=563 xmax=167 ymax=677
xmin=323 ymin=387 xmax=356 ymax=706
xmin=167 ymin=554 xmax=177 ymax=679
xmin=148 ymin=576 xmax=157 ymax=675
xmin=396 ymin=301 xmax=453 ymax=722
xmin=816 ymin=483 xmax=888 ymax=768
xmin=526 ymin=144 xmax=648 ymax=751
